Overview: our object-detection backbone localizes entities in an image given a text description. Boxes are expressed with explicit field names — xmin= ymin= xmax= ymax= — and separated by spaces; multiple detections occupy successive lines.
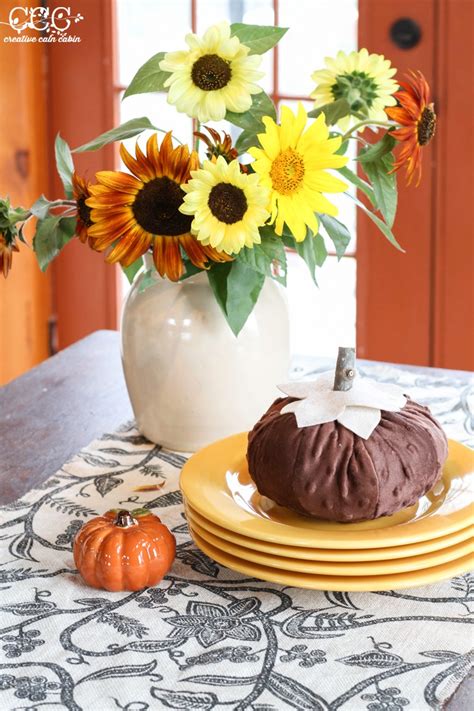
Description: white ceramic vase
xmin=121 ymin=256 xmax=290 ymax=451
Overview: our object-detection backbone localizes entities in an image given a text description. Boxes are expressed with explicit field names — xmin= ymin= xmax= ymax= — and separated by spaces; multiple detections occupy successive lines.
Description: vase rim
xmin=142 ymin=251 xmax=208 ymax=285
xmin=143 ymin=252 xmax=154 ymax=269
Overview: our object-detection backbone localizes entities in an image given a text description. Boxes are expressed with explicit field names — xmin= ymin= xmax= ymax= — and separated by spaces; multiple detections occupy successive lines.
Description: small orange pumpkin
xmin=73 ymin=508 xmax=176 ymax=591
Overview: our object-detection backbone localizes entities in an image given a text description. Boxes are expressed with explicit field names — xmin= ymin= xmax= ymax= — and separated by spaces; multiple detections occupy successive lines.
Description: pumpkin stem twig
xmin=114 ymin=509 xmax=138 ymax=527
xmin=333 ymin=346 xmax=356 ymax=391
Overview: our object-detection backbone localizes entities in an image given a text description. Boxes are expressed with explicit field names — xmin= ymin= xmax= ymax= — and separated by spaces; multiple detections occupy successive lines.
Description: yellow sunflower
xmin=311 ymin=48 xmax=398 ymax=130
xmin=160 ymin=21 xmax=264 ymax=122
xmin=248 ymin=103 xmax=348 ymax=242
xmin=180 ymin=156 xmax=270 ymax=255
xmin=86 ymin=133 xmax=231 ymax=281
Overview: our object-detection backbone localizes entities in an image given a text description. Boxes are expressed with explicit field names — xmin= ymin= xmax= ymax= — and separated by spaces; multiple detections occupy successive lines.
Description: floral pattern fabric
xmin=0 ymin=362 xmax=472 ymax=710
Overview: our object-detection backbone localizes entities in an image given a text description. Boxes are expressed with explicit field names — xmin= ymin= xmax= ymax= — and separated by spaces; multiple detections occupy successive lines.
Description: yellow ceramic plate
xmin=187 ymin=516 xmax=474 ymax=576
xmin=185 ymin=502 xmax=474 ymax=561
xmin=180 ymin=433 xmax=474 ymax=549
xmin=190 ymin=528 xmax=473 ymax=592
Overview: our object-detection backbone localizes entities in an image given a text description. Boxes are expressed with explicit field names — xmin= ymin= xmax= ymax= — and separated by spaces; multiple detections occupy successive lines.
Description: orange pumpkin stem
xmin=114 ymin=509 xmax=138 ymax=527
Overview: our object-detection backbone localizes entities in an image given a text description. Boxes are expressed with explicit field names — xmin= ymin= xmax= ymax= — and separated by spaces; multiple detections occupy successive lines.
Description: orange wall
xmin=0 ymin=4 xmax=51 ymax=384
xmin=0 ymin=0 xmax=120 ymax=385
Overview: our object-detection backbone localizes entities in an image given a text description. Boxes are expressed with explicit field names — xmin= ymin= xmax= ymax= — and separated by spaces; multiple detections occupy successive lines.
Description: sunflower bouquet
xmin=0 ymin=22 xmax=436 ymax=334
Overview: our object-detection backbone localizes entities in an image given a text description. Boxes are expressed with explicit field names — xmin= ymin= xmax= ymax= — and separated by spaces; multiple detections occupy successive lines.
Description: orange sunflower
xmin=72 ymin=172 xmax=94 ymax=246
xmin=386 ymin=71 xmax=436 ymax=186
xmin=0 ymin=233 xmax=19 ymax=278
xmin=194 ymin=126 xmax=239 ymax=163
xmin=86 ymin=133 xmax=232 ymax=280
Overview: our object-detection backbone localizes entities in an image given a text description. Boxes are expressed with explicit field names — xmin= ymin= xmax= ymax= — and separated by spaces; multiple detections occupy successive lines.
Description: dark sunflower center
xmin=77 ymin=197 xmax=92 ymax=227
xmin=191 ymin=54 xmax=232 ymax=91
xmin=332 ymin=71 xmax=379 ymax=111
xmin=417 ymin=105 xmax=436 ymax=146
xmin=132 ymin=177 xmax=192 ymax=236
xmin=208 ymin=183 xmax=247 ymax=224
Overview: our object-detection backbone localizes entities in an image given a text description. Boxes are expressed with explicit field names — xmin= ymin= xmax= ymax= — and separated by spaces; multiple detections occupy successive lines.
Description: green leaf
xmin=358 ymin=133 xmax=396 ymax=164
xmin=347 ymin=193 xmax=404 ymax=251
xmin=179 ymin=259 xmax=204 ymax=281
xmin=33 ymin=216 xmax=76 ymax=271
xmin=8 ymin=205 xmax=30 ymax=224
xmin=73 ymin=117 xmax=157 ymax=153
xmin=313 ymin=233 xmax=328 ymax=267
xmin=337 ymin=166 xmax=375 ymax=205
xmin=229 ymin=23 xmax=288 ymax=54
xmin=208 ymin=261 xmax=265 ymax=336
xmin=0 ymin=196 xmax=10 ymax=224
xmin=0 ymin=199 xmax=30 ymax=244
xmin=357 ymin=135 xmax=398 ymax=227
xmin=123 ymin=52 xmax=168 ymax=99
xmin=319 ymin=214 xmax=351 ymax=260
xmin=335 ymin=139 xmax=349 ymax=155
xmin=281 ymin=232 xmax=296 ymax=250
xmin=207 ymin=262 xmax=231 ymax=316
xmin=17 ymin=223 xmax=27 ymax=244
xmin=225 ymin=91 xmax=276 ymax=132
xmin=122 ymin=257 xmax=144 ymax=284
xmin=226 ymin=262 xmax=266 ymax=336
xmin=294 ymin=232 xmax=327 ymax=284
xmin=55 ymin=133 xmax=74 ymax=198
xmin=30 ymin=195 xmax=54 ymax=220
xmin=308 ymin=99 xmax=351 ymax=126
xmin=237 ymin=229 xmax=287 ymax=286
xmin=362 ymin=153 xmax=397 ymax=227
xmin=234 ymin=129 xmax=261 ymax=154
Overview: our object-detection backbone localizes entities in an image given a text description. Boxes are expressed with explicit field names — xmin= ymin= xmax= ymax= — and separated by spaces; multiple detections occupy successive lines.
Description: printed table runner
xmin=0 ymin=362 xmax=472 ymax=710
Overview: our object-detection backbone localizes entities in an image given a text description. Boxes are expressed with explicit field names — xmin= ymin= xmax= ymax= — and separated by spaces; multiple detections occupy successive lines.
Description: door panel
xmin=357 ymin=0 xmax=436 ymax=366
xmin=357 ymin=0 xmax=474 ymax=369
xmin=432 ymin=0 xmax=474 ymax=369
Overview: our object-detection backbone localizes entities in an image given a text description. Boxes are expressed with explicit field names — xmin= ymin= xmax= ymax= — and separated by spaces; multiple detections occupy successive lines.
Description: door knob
xmin=390 ymin=18 xmax=422 ymax=49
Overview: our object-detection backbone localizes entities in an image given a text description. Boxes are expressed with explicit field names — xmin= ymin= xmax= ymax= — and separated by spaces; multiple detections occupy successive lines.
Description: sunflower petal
xmin=179 ymin=233 xmax=210 ymax=269
xmin=96 ymin=171 xmax=141 ymax=194
xmin=153 ymin=235 xmax=184 ymax=281
xmin=106 ymin=225 xmax=151 ymax=265
xmin=120 ymin=143 xmax=148 ymax=181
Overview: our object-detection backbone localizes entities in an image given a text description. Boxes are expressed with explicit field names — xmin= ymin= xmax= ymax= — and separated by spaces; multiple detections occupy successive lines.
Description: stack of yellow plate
xmin=180 ymin=433 xmax=474 ymax=591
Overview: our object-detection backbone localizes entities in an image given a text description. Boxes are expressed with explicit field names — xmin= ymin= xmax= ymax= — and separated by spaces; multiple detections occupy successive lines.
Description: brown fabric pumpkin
xmin=247 ymin=398 xmax=448 ymax=522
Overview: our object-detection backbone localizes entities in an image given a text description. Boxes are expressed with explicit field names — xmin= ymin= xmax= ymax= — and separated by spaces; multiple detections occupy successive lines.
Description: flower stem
xmin=15 ymin=210 xmax=32 ymax=222
xmin=48 ymin=199 xmax=77 ymax=207
xmin=194 ymin=120 xmax=201 ymax=153
xmin=342 ymin=119 xmax=397 ymax=141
